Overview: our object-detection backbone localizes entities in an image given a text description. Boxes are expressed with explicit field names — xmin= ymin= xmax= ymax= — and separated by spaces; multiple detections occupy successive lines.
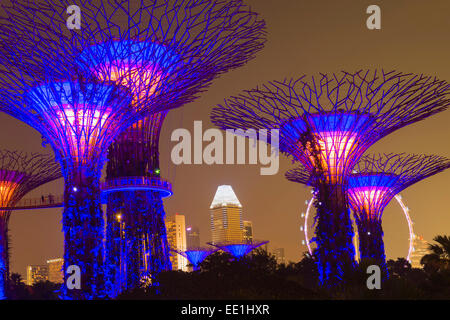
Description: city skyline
xmin=3 ymin=0 xmax=450 ymax=279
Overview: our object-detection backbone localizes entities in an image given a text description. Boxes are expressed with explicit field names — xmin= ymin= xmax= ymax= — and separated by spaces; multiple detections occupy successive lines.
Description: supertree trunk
xmin=0 ymin=215 xmax=9 ymax=300
xmin=356 ymin=215 xmax=387 ymax=273
xmin=62 ymin=168 xmax=104 ymax=299
xmin=314 ymin=183 xmax=355 ymax=287
xmin=105 ymin=189 xmax=171 ymax=297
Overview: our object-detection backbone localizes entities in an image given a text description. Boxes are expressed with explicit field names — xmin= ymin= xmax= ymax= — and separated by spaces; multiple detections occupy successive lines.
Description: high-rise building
xmin=210 ymin=185 xmax=244 ymax=244
xmin=273 ymin=248 xmax=286 ymax=264
xmin=47 ymin=258 xmax=64 ymax=284
xmin=166 ymin=213 xmax=188 ymax=271
xmin=243 ymin=221 xmax=253 ymax=242
xmin=26 ymin=265 xmax=49 ymax=285
xmin=186 ymin=226 xmax=201 ymax=248
xmin=410 ymin=235 xmax=430 ymax=268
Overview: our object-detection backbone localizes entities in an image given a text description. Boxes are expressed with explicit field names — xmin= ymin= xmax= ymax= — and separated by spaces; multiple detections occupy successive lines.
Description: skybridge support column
xmin=314 ymin=183 xmax=355 ymax=288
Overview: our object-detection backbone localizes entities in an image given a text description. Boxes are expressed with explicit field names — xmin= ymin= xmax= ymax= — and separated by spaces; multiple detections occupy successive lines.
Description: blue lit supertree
xmin=70 ymin=0 xmax=264 ymax=296
xmin=173 ymin=247 xmax=219 ymax=271
xmin=209 ymin=240 xmax=269 ymax=259
xmin=211 ymin=71 xmax=450 ymax=287
xmin=0 ymin=0 xmax=265 ymax=298
xmin=347 ymin=154 xmax=450 ymax=270
xmin=0 ymin=151 xmax=61 ymax=300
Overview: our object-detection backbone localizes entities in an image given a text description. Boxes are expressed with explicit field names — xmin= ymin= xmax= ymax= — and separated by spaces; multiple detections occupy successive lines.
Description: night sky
xmin=2 ymin=0 xmax=450 ymax=277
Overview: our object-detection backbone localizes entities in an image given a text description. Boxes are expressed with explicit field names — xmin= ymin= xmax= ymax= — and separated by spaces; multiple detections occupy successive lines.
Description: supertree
xmin=172 ymin=247 xmax=219 ymax=271
xmin=71 ymin=0 xmax=264 ymax=296
xmin=211 ymin=70 xmax=450 ymax=287
xmin=346 ymin=153 xmax=450 ymax=271
xmin=0 ymin=151 xmax=61 ymax=300
xmin=0 ymin=0 xmax=265 ymax=298
xmin=208 ymin=240 xmax=269 ymax=259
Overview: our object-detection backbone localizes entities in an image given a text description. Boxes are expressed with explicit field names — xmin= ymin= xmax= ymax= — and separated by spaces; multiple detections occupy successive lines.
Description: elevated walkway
xmin=1 ymin=176 xmax=172 ymax=211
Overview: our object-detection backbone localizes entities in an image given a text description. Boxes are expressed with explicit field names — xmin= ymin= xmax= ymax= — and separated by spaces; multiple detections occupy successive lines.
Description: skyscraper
xmin=26 ymin=265 xmax=48 ymax=285
xmin=47 ymin=258 xmax=64 ymax=284
xmin=410 ymin=235 xmax=430 ymax=268
xmin=186 ymin=226 xmax=201 ymax=249
xmin=273 ymin=248 xmax=286 ymax=264
xmin=166 ymin=214 xmax=188 ymax=271
xmin=243 ymin=221 xmax=253 ymax=242
xmin=210 ymin=185 xmax=243 ymax=244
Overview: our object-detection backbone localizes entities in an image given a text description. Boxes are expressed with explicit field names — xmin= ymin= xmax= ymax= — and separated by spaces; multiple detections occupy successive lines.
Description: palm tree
xmin=420 ymin=235 xmax=450 ymax=273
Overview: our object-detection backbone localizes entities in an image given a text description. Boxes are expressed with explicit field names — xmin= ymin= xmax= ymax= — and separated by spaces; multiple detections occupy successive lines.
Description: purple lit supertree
xmin=70 ymin=0 xmax=264 ymax=296
xmin=172 ymin=247 xmax=219 ymax=271
xmin=347 ymin=153 xmax=450 ymax=271
xmin=211 ymin=71 xmax=450 ymax=287
xmin=0 ymin=151 xmax=61 ymax=300
xmin=0 ymin=0 xmax=265 ymax=298
xmin=208 ymin=240 xmax=269 ymax=259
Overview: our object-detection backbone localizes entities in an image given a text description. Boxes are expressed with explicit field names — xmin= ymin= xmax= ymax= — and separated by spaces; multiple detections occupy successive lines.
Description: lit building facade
xmin=210 ymin=185 xmax=243 ymax=244
xmin=26 ymin=265 xmax=48 ymax=285
xmin=166 ymin=214 xmax=188 ymax=271
xmin=186 ymin=226 xmax=201 ymax=249
xmin=47 ymin=258 xmax=64 ymax=284
xmin=410 ymin=235 xmax=429 ymax=268
xmin=273 ymin=248 xmax=286 ymax=264
xmin=243 ymin=221 xmax=253 ymax=242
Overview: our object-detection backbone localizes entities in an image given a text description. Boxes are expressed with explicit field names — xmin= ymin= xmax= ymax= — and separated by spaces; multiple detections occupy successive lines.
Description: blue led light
xmin=349 ymin=173 xmax=400 ymax=189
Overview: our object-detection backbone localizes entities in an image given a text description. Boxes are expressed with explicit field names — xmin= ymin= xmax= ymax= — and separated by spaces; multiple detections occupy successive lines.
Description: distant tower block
xmin=0 ymin=151 xmax=61 ymax=300
xmin=27 ymin=265 xmax=49 ymax=286
xmin=210 ymin=185 xmax=244 ymax=244
xmin=243 ymin=221 xmax=253 ymax=242
xmin=410 ymin=235 xmax=430 ymax=268
xmin=166 ymin=214 xmax=188 ymax=271
xmin=273 ymin=248 xmax=286 ymax=264
xmin=187 ymin=226 xmax=201 ymax=249
xmin=213 ymin=70 xmax=450 ymax=287
xmin=47 ymin=258 xmax=64 ymax=284
xmin=347 ymin=154 xmax=450 ymax=269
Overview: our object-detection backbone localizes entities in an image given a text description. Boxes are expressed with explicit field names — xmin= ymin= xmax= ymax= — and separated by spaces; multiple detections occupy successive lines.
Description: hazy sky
xmin=2 ymin=0 xmax=450 ymax=277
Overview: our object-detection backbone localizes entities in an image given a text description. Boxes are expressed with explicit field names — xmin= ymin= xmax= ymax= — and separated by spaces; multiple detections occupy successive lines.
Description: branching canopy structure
xmin=0 ymin=151 xmax=61 ymax=300
xmin=208 ymin=240 xmax=269 ymax=259
xmin=211 ymin=70 xmax=450 ymax=286
xmin=0 ymin=0 xmax=265 ymax=299
xmin=348 ymin=153 xmax=450 ymax=266
xmin=173 ymin=247 xmax=219 ymax=271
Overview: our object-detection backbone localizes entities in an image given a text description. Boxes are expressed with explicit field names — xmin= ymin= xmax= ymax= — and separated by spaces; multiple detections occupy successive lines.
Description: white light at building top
xmin=210 ymin=185 xmax=242 ymax=209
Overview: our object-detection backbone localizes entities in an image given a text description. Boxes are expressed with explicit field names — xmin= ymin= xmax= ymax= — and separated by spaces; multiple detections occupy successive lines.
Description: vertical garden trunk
xmin=105 ymin=190 xmax=171 ymax=297
xmin=62 ymin=169 xmax=104 ymax=299
xmin=0 ymin=216 xmax=9 ymax=300
xmin=314 ymin=183 xmax=356 ymax=287
xmin=356 ymin=215 xmax=387 ymax=276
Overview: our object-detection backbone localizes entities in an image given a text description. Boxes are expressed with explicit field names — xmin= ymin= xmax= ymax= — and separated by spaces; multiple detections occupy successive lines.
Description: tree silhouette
xmin=421 ymin=235 xmax=450 ymax=273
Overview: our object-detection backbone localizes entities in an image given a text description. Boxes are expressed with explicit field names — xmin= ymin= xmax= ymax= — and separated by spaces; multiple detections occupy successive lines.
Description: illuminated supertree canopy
xmin=0 ymin=151 xmax=61 ymax=300
xmin=173 ymin=247 xmax=219 ymax=271
xmin=211 ymin=70 xmax=450 ymax=287
xmin=347 ymin=153 xmax=450 ymax=268
xmin=0 ymin=0 xmax=265 ymax=299
xmin=208 ymin=240 xmax=269 ymax=259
